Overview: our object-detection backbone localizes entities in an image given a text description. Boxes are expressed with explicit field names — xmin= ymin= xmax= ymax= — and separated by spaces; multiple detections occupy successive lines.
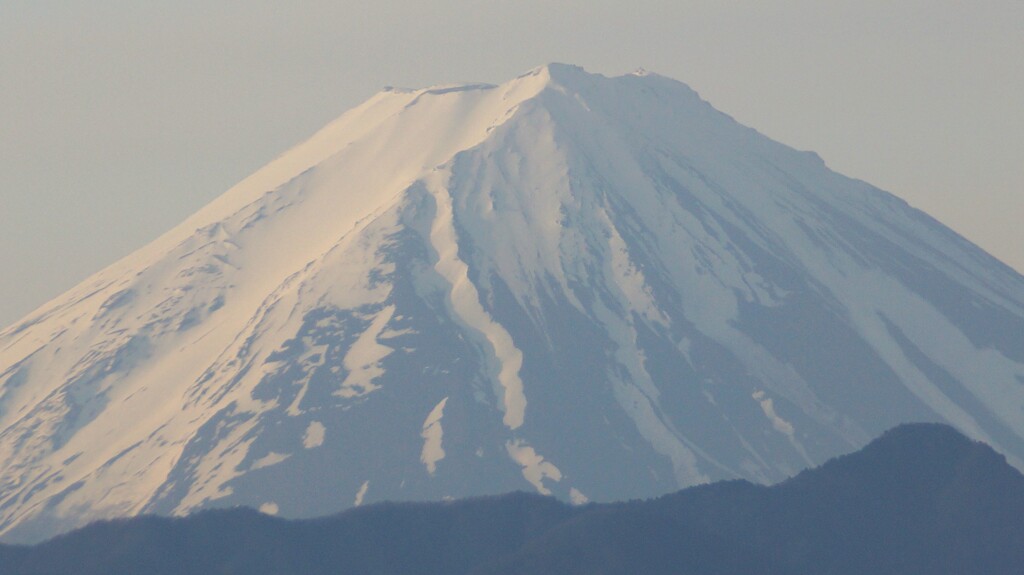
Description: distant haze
xmin=1 ymin=1 xmax=1021 ymax=328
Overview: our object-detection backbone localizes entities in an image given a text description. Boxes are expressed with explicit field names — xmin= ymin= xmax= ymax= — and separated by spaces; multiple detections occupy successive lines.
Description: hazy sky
xmin=1 ymin=1 xmax=1022 ymax=327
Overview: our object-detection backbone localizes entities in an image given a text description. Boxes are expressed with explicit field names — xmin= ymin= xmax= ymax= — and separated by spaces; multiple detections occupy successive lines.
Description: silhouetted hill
xmin=1 ymin=423 xmax=1020 ymax=574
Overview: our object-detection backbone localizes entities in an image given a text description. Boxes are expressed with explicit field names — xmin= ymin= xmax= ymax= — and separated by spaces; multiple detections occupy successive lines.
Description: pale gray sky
xmin=2 ymin=1 xmax=1022 ymax=327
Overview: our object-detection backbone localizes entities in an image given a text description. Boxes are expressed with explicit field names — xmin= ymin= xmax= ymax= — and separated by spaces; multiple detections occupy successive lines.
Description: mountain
xmin=1 ymin=424 xmax=1022 ymax=574
xmin=1 ymin=63 xmax=1023 ymax=543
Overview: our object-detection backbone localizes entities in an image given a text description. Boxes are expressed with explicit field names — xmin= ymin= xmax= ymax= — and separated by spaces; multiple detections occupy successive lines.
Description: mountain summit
xmin=2 ymin=64 xmax=1023 ymax=542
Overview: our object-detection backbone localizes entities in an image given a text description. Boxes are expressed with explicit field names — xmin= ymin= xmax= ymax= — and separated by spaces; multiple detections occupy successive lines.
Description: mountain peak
xmin=1 ymin=64 xmax=1023 ymax=543
xmin=518 ymin=62 xmax=697 ymax=98
xmin=534 ymin=62 xmax=593 ymax=84
xmin=378 ymin=63 xmax=593 ymax=104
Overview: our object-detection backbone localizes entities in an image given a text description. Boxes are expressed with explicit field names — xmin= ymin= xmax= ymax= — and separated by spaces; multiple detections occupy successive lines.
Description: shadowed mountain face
xmin=1 ymin=63 xmax=1023 ymax=542
xmin=1 ymin=424 xmax=1022 ymax=575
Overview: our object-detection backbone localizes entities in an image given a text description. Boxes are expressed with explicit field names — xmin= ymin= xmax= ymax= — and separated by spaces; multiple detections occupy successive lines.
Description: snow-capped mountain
xmin=2 ymin=64 xmax=1023 ymax=543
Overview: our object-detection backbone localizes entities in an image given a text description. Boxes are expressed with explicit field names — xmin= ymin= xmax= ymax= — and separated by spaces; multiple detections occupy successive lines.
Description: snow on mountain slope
xmin=1 ymin=64 xmax=1023 ymax=543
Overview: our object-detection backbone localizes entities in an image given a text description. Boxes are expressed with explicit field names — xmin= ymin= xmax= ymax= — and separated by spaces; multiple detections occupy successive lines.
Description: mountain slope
xmin=1 ymin=64 xmax=1023 ymax=542
xmin=1 ymin=424 xmax=1021 ymax=575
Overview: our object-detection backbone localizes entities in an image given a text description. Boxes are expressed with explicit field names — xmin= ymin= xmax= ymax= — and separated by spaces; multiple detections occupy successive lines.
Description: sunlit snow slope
xmin=2 ymin=64 xmax=1023 ymax=543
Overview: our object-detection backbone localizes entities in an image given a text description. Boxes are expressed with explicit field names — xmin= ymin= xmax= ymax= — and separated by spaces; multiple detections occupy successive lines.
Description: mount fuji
xmin=1 ymin=64 xmax=1023 ymax=543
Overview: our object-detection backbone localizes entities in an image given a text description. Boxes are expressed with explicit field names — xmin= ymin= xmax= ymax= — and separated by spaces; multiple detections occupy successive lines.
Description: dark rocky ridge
xmin=1 ymin=423 xmax=1020 ymax=574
